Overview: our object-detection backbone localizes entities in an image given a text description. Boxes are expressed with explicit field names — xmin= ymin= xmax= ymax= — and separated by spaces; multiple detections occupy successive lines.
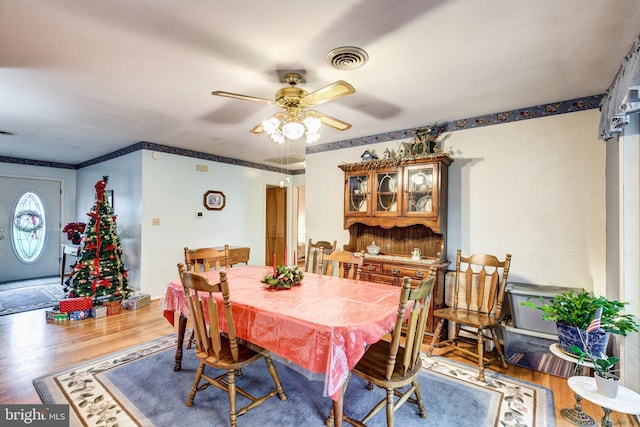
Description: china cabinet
xmin=342 ymin=155 xmax=451 ymax=236
xmin=339 ymin=154 xmax=453 ymax=334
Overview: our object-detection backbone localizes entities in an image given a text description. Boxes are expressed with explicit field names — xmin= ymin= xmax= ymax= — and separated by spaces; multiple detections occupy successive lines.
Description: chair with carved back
xmin=183 ymin=245 xmax=233 ymax=349
xmin=177 ymin=263 xmax=287 ymax=426
xmin=319 ymin=250 xmax=364 ymax=280
xmin=326 ymin=273 xmax=437 ymax=427
xmin=427 ymin=249 xmax=512 ymax=381
xmin=305 ymin=239 xmax=337 ymax=273
xmin=184 ymin=245 xmax=231 ymax=272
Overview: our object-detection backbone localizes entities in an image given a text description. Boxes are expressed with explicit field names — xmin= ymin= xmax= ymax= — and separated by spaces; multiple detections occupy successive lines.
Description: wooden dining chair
xmin=319 ymin=250 xmax=364 ymax=280
xmin=427 ymin=249 xmax=512 ymax=381
xmin=177 ymin=263 xmax=287 ymax=426
xmin=184 ymin=244 xmax=231 ymax=272
xmin=305 ymin=239 xmax=337 ymax=273
xmin=183 ymin=245 xmax=234 ymax=348
xmin=327 ymin=273 xmax=436 ymax=427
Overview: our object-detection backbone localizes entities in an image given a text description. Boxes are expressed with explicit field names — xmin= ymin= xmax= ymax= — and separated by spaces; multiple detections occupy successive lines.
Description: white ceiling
xmin=1 ymin=0 xmax=639 ymax=170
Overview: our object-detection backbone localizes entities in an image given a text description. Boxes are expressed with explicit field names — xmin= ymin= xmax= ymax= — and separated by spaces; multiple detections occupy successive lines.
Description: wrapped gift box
xmin=122 ymin=294 xmax=151 ymax=310
xmin=103 ymin=300 xmax=121 ymax=315
xmin=91 ymin=306 xmax=107 ymax=318
xmin=59 ymin=297 xmax=93 ymax=313
xmin=46 ymin=311 xmax=69 ymax=321
xmin=69 ymin=309 xmax=91 ymax=320
xmin=46 ymin=310 xmax=62 ymax=321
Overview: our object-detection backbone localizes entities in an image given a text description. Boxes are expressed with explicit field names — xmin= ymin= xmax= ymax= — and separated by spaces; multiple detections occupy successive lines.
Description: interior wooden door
xmin=265 ymin=186 xmax=286 ymax=266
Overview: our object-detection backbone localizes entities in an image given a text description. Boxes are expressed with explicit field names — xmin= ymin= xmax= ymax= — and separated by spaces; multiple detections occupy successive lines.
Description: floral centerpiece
xmin=262 ymin=265 xmax=304 ymax=290
xmin=62 ymin=222 xmax=86 ymax=244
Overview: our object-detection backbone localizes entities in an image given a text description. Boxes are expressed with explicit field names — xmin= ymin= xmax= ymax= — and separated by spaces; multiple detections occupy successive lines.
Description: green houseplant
xmin=521 ymin=288 xmax=639 ymax=335
xmin=570 ymin=345 xmax=621 ymax=397
xmin=570 ymin=346 xmax=618 ymax=378
xmin=521 ymin=288 xmax=639 ymax=354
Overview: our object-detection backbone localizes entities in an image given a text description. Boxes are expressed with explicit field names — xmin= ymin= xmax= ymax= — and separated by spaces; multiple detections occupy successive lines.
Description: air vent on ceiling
xmin=326 ymin=46 xmax=369 ymax=70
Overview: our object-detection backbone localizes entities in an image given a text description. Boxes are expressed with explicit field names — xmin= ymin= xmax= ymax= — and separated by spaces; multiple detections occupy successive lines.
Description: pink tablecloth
xmin=163 ymin=265 xmax=402 ymax=400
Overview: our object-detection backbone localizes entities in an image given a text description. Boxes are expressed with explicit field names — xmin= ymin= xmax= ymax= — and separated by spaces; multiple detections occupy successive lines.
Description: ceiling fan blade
xmin=307 ymin=110 xmax=352 ymax=131
xmin=302 ymin=81 xmax=355 ymax=106
xmin=212 ymin=91 xmax=278 ymax=106
xmin=250 ymin=123 xmax=264 ymax=134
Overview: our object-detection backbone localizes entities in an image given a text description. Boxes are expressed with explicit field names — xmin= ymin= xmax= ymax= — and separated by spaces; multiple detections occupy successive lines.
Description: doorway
xmin=265 ymin=186 xmax=286 ymax=265
xmin=0 ymin=177 xmax=62 ymax=283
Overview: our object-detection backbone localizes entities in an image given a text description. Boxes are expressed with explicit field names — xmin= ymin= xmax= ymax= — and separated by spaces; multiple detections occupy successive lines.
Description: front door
xmin=0 ymin=176 xmax=62 ymax=282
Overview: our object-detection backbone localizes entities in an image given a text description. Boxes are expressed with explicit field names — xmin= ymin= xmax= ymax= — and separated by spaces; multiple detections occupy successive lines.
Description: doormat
xmin=0 ymin=281 xmax=65 ymax=316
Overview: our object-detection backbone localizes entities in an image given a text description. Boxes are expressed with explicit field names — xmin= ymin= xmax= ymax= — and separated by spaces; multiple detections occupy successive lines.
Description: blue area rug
xmin=33 ymin=334 xmax=555 ymax=426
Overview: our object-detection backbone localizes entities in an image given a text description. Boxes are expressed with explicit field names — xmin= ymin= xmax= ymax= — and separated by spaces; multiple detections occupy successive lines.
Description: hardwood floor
xmin=0 ymin=301 xmax=637 ymax=426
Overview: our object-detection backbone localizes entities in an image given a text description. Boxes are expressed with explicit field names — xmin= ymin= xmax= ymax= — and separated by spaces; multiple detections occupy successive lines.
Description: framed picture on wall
xmin=203 ymin=190 xmax=226 ymax=211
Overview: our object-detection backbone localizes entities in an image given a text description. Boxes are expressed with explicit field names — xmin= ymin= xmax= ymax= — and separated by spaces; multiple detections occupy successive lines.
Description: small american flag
xmin=586 ymin=307 xmax=603 ymax=333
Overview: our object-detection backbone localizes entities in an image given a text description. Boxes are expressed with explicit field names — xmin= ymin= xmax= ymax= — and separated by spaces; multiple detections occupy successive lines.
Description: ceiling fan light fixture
xmin=303 ymin=116 xmax=321 ymax=133
xmin=305 ymin=130 xmax=320 ymax=144
xmin=282 ymin=121 xmax=305 ymax=140
xmin=262 ymin=117 xmax=286 ymax=144
xmin=262 ymin=117 xmax=280 ymax=134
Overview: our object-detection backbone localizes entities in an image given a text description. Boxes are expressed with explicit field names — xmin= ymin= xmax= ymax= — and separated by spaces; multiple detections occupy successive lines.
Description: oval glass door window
xmin=11 ymin=191 xmax=47 ymax=263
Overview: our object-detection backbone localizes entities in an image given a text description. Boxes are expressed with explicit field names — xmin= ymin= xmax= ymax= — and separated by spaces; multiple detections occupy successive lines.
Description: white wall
xmin=140 ymin=150 xmax=300 ymax=298
xmin=306 ymin=109 xmax=606 ymax=288
xmin=0 ymin=163 xmax=76 ymax=227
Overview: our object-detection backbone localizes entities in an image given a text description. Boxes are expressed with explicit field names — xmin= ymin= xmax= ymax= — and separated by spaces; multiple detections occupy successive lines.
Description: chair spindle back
xmin=305 ymin=239 xmax=337 ymax=273
xmin=319 ymin=250 xmax=364 ymax=280
xmin=184 ymin=244 xmax=231 ymax=272
xmin=452 ymin=250 xmax=511 ymax=318
xmin=387 ymin=273 xmax=436 ymax=378
xmin=178 ymin=263 xmax=239 ymax=362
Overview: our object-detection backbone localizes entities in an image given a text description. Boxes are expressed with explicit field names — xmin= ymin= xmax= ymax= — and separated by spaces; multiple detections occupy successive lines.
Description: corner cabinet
xmin=340 ymin=154 xmax=453 ymax=335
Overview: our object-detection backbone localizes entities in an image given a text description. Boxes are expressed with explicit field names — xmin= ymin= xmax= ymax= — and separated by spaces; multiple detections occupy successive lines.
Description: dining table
xmin=162 ymin=264 xmax=404 ymax=427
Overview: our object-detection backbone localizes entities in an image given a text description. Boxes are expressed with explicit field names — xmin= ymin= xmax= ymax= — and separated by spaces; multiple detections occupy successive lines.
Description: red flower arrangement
xmin=62 ymin=222 xmax=86 ymax=244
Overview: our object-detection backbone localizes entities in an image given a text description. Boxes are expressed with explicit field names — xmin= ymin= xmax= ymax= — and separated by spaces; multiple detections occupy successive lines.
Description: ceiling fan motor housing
xmin=275 ymin=86 xmax=310 ymax=109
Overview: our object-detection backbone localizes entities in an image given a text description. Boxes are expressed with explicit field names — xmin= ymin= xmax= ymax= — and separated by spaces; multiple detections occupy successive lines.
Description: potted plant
xmin=521 ymin=288 xmax=639 ymax=354
xmin=570 ymin=345 xmax=620 ymax=398
xmin=62 ymin=222 xmax=86 ymax=244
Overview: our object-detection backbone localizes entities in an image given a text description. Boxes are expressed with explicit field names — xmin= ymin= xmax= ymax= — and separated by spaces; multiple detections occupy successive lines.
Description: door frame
xmin=0 ymin=174 xmax=65 ymax=282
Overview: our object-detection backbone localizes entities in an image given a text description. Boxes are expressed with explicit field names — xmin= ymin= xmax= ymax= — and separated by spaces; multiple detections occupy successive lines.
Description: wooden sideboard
xmin=360 ymin=254 xmax=447 ymax=334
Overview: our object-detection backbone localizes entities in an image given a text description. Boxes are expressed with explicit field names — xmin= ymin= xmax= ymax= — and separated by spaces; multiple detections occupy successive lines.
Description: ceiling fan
xmin=212 ymin=72 xmax=355 ymax=142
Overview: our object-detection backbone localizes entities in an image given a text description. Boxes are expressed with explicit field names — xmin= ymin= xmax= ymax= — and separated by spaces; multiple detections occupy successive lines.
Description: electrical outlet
xmin=151 ymin=218 xmax=160 ymax=226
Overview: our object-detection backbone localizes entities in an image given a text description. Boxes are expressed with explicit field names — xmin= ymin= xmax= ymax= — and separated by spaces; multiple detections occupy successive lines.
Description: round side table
xmin=549 ymin=343 xmax=596 ymax=426
xmin=568 ymin=376 xmax=640 ymax=427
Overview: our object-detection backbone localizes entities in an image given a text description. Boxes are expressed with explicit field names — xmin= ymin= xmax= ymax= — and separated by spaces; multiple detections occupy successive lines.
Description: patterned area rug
xmin=0 ymin=277 xmax=64 ymax=316
xmin=33 ymin=334 xmax=555 ymax=426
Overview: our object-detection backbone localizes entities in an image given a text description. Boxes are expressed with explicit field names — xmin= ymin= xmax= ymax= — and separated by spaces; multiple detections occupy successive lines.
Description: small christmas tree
xmin=65 ymin=176 xmax=130 ymax=302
